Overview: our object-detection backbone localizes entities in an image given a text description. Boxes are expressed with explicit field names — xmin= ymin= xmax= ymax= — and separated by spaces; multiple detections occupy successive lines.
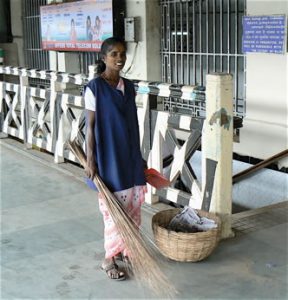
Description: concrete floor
xmin=1 ymin=139 xmax=287 ymax=300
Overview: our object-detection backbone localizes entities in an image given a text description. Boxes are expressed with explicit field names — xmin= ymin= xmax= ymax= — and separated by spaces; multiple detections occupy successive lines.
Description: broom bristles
xmin=68 ymin=140 xmax=177 ymax=298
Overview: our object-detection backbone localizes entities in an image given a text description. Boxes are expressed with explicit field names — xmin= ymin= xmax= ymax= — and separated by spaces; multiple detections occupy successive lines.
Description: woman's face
xmin=103 ymin=43 xmax=126 ymax=72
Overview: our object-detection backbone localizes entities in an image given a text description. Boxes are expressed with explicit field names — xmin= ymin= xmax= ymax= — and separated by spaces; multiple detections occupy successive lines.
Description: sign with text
xmin=242 ymin=15 xmax=287 ymax=54
xmin=40 ymin=0 xmax=113 ymax=52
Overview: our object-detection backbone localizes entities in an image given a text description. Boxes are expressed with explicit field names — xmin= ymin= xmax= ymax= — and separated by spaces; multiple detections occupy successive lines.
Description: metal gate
xmin=160 ymin=0 xmax=246 ymax=116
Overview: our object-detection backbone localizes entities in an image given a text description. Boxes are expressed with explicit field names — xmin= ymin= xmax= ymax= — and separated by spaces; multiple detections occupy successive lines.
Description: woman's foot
xmin=122 ymin=256 xmax=133 ymax=276
xmin=101 ymin=257 xmax=126 ymax=281
xmin=113 ymin=253 xmax=133 ymax=276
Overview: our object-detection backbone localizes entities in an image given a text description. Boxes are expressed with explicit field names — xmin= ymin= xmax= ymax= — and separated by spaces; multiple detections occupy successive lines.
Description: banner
xmin=40 ymin=0 xmax=113 ymax=52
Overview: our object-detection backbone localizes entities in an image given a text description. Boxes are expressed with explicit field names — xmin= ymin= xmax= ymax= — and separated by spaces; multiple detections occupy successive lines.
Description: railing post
xmin=137 ymin=93 xmax=159 ymax=205
xmin=88 ymin=65 xmax=98 ymax=81
xmin=202 ymin=73 xmax=234 ymax=239
xmin=19 ymin=72 xmax=29 ymax=146
xmin=52 ymin=73 xmax=66 ymax=163
xmin=145 ymin=129 xmax=162 ymax=205
xmin=0 ymin=80 xmax=7 ymax=138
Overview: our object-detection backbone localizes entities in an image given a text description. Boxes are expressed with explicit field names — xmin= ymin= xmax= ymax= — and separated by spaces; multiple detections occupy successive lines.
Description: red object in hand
xmin=144 ymin=168 xmax=170 ymax=189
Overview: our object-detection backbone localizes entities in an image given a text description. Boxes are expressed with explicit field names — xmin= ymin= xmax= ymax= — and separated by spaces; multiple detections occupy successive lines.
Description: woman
xmin=70 ymin=18 xmax=77 ymax=41
xmin=84 ymin=37 xmax=147 ymax=281
xmin=92 ymin=16 xmax=102 ymax=41
xmin=86 ymin=16 xmax=93 ymax=41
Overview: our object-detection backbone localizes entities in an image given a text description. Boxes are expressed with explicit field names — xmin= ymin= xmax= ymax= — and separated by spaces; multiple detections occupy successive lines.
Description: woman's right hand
xmin=85 ymin=157 xmax=97 ymax=180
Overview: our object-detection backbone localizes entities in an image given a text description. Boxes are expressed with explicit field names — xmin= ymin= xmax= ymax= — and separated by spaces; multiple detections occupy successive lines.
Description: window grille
xmin=23 ymin=0 xmax=50 ymax=88
xmin=160 ymin=0 xmax=246 ymax=116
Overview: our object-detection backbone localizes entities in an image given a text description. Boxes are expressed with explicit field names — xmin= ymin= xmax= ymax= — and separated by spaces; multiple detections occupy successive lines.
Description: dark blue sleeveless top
xmin=85 ymin=77 xmax=146 ymax=192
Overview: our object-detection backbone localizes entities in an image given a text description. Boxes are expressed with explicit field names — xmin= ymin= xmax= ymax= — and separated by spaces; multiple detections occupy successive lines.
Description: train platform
xmin=1 ymin=138 xmax=287 ymax=299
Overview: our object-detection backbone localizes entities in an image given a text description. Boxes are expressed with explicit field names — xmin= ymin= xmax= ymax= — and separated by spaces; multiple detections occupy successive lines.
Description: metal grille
xmin=163 ymin=86 xmax=206 ymax=116
xmin=78 ymin=52 xmax=100 ymax=75
xmin=23 ymin=0 xmax=50 ymax=88
xmin=23 ymin=0 xmax=50 ymax=69
xmin=160 ymin=0 xmax=246 ymax=116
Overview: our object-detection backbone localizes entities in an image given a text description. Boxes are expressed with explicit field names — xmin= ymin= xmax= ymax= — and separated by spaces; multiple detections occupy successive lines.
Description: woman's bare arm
xmin=86 ymin=110 xmax=97 ymax=179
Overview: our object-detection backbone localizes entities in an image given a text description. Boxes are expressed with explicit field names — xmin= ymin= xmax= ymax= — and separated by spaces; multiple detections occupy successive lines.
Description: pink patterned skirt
xmin=98 ymin=185 xmax=147 ymax=259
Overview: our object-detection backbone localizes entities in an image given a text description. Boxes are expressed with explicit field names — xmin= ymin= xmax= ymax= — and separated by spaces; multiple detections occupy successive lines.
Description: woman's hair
xmin=95 ymin=37 xmax=126 ymax=75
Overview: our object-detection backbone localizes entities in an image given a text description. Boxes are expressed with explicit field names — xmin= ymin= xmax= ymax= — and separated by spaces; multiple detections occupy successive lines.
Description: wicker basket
xmin=152 ymin=208 xmax=221 ymax=262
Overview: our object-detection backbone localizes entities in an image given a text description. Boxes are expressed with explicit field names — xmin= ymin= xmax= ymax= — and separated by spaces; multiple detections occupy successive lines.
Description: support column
xmin=51 ymin=73 xmax=66 ymax=164
xmin=138 ymin=92 xmax=159 ymax=205
xmin=145 ymin=127 xmax=162 ymax=205
xmin=202 ymin=73 xmax=234 ymax=239
xmin=88 ymin=65 xmax=98 ymax=81
xmin=20 ymin=74 xmax=29 ymax=147
xmin=0 ymin=80 xmax=8 ymax=138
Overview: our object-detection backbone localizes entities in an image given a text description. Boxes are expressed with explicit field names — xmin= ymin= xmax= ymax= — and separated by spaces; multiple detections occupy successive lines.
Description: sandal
xmin=122 ymin=256 xmax=130 ymax=265
xmin=101 ymin=261 xmax=126 ymax=281
xmin=122 ymin=256 xmax=133 ymax=276
xmin=112 ymin=254 xmax=133 ymax=276
xmin=114 ymin=253 xmax=123 ymax=262
xmin=114 ymin=253 xmax=130 ymax=264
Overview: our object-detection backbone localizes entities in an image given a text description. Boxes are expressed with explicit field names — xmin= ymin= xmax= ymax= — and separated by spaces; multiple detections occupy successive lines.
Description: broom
xmin=67 ymin=140 xmax=177 ymax=298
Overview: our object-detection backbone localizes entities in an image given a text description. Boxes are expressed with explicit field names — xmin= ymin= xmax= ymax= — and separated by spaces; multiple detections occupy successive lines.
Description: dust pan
xmin=144 ymin=168 xmax=170 ymax=189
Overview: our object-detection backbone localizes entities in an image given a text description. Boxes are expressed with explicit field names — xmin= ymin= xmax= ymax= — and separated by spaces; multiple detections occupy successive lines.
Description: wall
xmin=122 ymin=0 xmax=161 ymax=81
xmin=234 ymin=0 xmax=288 ymax=168
xmin=6 ymin=0 xmax=24 ymax=66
